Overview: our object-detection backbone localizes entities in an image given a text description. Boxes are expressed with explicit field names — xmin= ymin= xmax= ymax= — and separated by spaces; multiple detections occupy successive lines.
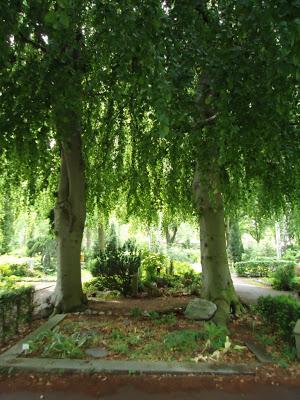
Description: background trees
xmin=0 ymin=1 xmax=299 ymax=321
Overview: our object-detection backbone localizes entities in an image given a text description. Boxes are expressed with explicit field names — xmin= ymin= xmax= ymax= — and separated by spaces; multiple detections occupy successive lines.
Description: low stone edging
xmin=0 ymin=313 xmax=258 ymax=376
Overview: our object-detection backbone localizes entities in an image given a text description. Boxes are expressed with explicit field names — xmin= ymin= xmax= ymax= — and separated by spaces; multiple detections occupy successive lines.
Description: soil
xmin=88 ymin=295 xmax=194 ymax=314
xmin=0 ymin=372 xmax=299 ymax=399
xmin=25 ymin=312 xmax=256 ymax=363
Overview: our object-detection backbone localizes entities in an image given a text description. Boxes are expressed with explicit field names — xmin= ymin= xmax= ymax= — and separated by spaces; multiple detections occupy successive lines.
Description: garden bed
xmin=24 ymin=312 xmax=256 ymax=364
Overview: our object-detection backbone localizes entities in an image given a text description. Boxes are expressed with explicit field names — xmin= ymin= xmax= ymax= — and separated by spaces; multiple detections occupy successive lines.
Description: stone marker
xmin=294 ymin=319 xmax=300 ymax=360
xmin=245 ymin=339 xmax=273 ymax=364
xmin=184 ymin=298 xmax=217 ymax=321
xmin=85 ymin=347 xmax=108 ymax=358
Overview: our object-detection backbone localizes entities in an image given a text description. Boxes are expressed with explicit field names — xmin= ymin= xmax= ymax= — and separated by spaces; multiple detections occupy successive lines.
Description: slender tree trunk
xmin=275 ymin=222 xmax=282 ymax=259
xmin=85 ymin=227 xmax=91 ymax=251
xmin=98 ymin=223 xmax=105 ymax=253
xmin=193 ymin=166 xmax=241 ymax=325
xmin=165 ymin=225 xmax=178 ymax=247
xmin=52 ymin=111 xmax=87 ymax=313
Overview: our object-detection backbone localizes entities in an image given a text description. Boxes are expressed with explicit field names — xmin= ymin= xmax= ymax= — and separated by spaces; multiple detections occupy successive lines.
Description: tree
xmin=227 ymin=219 xmax=244 ymax=264
xmin=0 ymin=1 xmax=168 ymax=312
xmin=126 ymin=0 xmax=299 ymax=324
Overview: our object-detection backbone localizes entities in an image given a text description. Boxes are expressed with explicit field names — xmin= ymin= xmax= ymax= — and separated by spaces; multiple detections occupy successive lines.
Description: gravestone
xmin=184 ymin=298 xmax=217 ymax=321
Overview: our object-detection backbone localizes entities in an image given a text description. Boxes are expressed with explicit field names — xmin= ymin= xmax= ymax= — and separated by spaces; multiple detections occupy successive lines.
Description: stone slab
xmin=0 ymin=357 xmax=257 ymax=376
xmin=85 ymin=347 xmax=108 ymax=358
xmin=0 ymin=314 xmax=66 ymax=358
xmin=294 ymin=319 xmax=300 ymax=360
xmin=245 ymin=340 xmax=273 ymax=364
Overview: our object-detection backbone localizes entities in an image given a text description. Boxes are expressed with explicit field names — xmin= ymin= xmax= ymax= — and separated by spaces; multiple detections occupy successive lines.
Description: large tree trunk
xmin=193 ymin=167 xmax=241 ymax=325
xmin=52 ymin=113 xmax=87 ymax=313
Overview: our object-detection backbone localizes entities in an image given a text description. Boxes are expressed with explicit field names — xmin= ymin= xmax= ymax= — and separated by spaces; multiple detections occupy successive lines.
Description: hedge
xmin=256 ymin=295 xmax=300 ymax=344
xmin=0 ymin=262 xmax=30 ymax=277
xmin=0 ymin=285 xmax=34 ymax=343
xmin=234 ymin=259 xmax=296 ymax=278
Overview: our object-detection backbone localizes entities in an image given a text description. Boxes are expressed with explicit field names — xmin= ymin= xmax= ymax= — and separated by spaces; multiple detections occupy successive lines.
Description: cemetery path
xmin=0 ymin=377 xmax=299 ymax=400
xmin=32 ymin=277 xmax=298 ymax=314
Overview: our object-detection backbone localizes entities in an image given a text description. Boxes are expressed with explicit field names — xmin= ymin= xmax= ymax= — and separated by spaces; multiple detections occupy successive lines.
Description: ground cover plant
xmin=25 ymin=313 xmax=252 ymax=363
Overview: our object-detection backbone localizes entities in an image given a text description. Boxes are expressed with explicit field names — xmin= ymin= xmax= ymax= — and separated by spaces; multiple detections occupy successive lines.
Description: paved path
xmin=31 ymin=276 xmax=298 ymax=311
xmin=1 ymin=385 xmax=300 ymax=400
xmin=232 ymin=276 xmax=298 ymax=305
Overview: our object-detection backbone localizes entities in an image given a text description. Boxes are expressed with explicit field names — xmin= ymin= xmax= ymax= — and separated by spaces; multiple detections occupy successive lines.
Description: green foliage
xmin=163 ymin=329 xmax=201 ymax=352
xmin=0 ymin=285 xmax=34 ymax=342
xmin=27 ymin=234 xmax=57 ymax=274
xmin=89 ymin=239 xmax=141 ymax=296
xmin=200 ymin=323 xmax=229 ymax=352
xmin=129 ymin=307 xmax=143 ymax=318
xmin=0 ymin=192 xmax=15 ymax=254
xmin=28 ymin=329 xmax=88 ymax=358
xmin=227 ymin=220 xmax=244 ymax=263
xmin=0 ymin=262 xmax=30 ymax=277
xmin=141 ymin=252 xmax=168 ymax=282
xmin=272 ymin=263 xmax=296 ymax=291
xmin=234 ymin=259 xmax=296 ymax=278
xmin=167 ymin=247 xmax=199 ymax=264
xmin=256 ymin=295 xmax=300 ymax=344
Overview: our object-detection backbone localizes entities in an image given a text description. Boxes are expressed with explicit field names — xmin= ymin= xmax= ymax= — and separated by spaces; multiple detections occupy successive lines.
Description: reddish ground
xmin=0 ymin=371 xmax=299 ymax=398
xmin=88 ymin=295 xmax=194 ymax=313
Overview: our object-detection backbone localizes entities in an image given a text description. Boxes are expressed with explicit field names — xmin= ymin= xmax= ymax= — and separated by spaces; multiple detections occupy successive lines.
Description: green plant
xmin=28 ymin=329 xmax=87 ymax=358
xmin=234 ymin=259 xmax=296 ymax=278
xmin=256 ymin=295 xmax=300 ymax=344
xmin=0 ymin=285 xmax=34 ymax=342
xmin=163 ymin=329 xmax=200 ymax=352
xmin=0 ymin=262 xmax=31 ymax=277
xmin=109 ymin=342 xmax=129 ymax=355
xmin=272 ymin=263 xmax=295 ymax=291
xmin=141 ymin=252 xmax=168 ymax=281
xmin=129 ymin=307 xmax=143 ymax=318
xmin=154 ymin=313 xmax=177 ymax=325
xmin=89 ymin=239 xmax=141 ymax=296
xmin=200 ymin=323 xmax=229 ymax=352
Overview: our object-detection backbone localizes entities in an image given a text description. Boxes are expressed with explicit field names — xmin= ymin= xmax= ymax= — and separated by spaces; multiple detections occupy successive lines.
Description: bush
xmin=141 ymin=252 xmax=168 ymax=281
xmin=167 ymin=247 xmax=199 ymax=263
xmin=0 ymin=285 xmax=34 ymax=342
xmin=83 ymin=277 xmax=121 ymax=299
xmin=256 ymin=295 xmax=300 ymax=344
xmin=272 ymin=263 xmax=296 ymax=291
xmin=0 ymin=262 xmax=30 ymax=277
xmin=89 ymin=239 xmax=141 ymax=296
xmin=234 ymin=259 xmax=296 ymax=278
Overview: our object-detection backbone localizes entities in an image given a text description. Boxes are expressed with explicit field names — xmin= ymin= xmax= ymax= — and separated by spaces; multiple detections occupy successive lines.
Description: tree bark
xmin=98 ymin=223 xmax=105 ymax=253
xmin=193 ymin=166 xmax=241 ymax=325
xmin=166 ymin=225 xmax=178 ymax=247
xmin=52 ymin=112 xmax=87 ymax=313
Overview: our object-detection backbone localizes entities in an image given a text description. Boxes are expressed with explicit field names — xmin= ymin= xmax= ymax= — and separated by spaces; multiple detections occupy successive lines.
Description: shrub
xmin=141 ymin=252 xmax=168 ymax=281
xmin=256 ymin=295 xmax=300 ymax=344
xmin=0 ymin=285 xmax=34 ymax=342
xmin=0 ymin=262 xmax=31 ymax=277
xmin=167 ymin=247 xmax=199 ymax=263
xmin=234 ymin=259 xmax=296 ymax=278
xmin=89 ymin=239 xmax=141 ymax=296
xmin=272 ymin=263 xmax=295 ymax=291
